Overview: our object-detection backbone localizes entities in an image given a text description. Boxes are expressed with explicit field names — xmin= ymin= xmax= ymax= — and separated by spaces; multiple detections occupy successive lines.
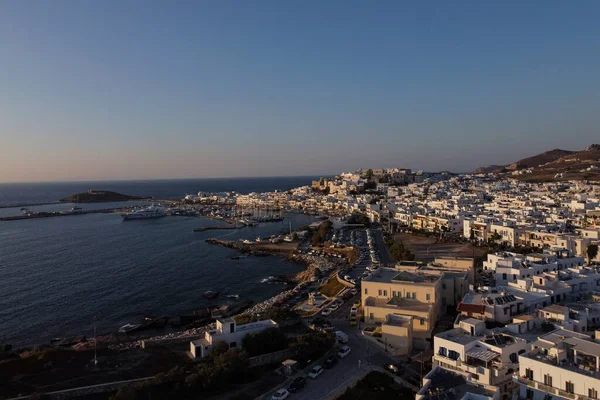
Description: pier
xmin=193 ymin=225 xmax=238 ymax=232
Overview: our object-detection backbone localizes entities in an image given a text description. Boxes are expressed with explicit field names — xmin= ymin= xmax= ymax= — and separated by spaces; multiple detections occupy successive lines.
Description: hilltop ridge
xmin=473 ymin=144 xmax=600 ymax=181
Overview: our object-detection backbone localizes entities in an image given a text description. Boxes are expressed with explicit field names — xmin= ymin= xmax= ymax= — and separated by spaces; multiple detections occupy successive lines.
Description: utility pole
xmin=93 ymin=315 xmax=98 ymax=366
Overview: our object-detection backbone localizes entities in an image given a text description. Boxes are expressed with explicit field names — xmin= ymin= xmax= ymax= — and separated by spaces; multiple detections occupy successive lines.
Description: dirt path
xmin=393 ymin=233 xmax=487 ymax=262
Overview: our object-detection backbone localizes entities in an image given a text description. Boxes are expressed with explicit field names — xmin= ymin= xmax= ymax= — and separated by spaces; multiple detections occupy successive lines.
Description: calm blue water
xmin=0 ymin=178 xmax=317 ymax=348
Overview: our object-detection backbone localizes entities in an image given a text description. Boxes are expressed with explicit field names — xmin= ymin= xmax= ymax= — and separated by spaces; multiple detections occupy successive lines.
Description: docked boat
xmin=118 ymin=323 xmax=140 ymax=334
xmin=70 ymin=206 xmax=83 ymax=213
xmin=227 ymin=294 xmax=240 ymax=300
xmin=121 ymin=206 xmax=166 ymax=220
xmin=203 ymin=290 xmax=219 ymax=299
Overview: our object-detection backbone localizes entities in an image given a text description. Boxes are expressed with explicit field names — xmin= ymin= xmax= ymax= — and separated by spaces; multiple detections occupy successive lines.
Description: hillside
xmin=474 ymin=144 xmax=600 ymax=182
xmin=474 ymin=149 xmax=574 ymax=174
xmin=60 ymin=190 xmax=149 ymax=203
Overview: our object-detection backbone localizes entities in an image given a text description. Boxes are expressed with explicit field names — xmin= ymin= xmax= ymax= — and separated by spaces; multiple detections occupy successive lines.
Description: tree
xmin=242 ymin=327 xmax=287 ymax=356
xmin=365 ymin=169 xmax=373 ymax=180
xmin=588 ymin=244 xmax=599 ymax=263
xmin=211 ymin=341 xmax=230 ymax=357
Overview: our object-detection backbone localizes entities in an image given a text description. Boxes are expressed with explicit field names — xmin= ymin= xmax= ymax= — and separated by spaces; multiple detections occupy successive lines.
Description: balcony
xmin=535 ymin=382 xmax=555 ymax=394
xmin=557 ymin=389 xmax=575 ymax=399
xmin=517 ymin=376 xmax=535 ymax=388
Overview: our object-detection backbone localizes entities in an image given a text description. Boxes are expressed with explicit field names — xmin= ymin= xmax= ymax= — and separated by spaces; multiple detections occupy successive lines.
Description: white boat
xmin=119 ymin=323 xmax=140 ymax=333
xmin=122 ymin=206 xmax=166 ymax=220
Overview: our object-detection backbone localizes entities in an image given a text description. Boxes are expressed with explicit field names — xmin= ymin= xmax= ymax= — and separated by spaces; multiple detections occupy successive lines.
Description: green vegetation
xmin=319 ymin=276 xmax=345 ymax=297
xmin=588 ymin=244 xmax=599 ymax=263
xmin=311 ymin=220 xmax=333 ymax=246
xmin=338 ymin=371 xmax=415 ymax=400
xmin=385 ymin=237 xmax=415 ymax=261
xmin=288 ymin=332 xmax=335 ymax=363
xmin=109 ymin=331 xmax=334 ymax=400
xmin=242 ymin=328 xmax=288 ymax=357
xmin=110 ymin=348 xmax=251 ymax=399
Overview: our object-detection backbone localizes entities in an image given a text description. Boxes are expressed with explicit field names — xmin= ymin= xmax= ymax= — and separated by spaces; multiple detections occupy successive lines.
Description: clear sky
xmin=1 ymin=1 xmax=599 ymax=182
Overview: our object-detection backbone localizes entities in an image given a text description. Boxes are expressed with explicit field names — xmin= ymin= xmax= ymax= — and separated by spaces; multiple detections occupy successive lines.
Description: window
xmin=566 ymin=381 xmax=574 ymax=394
xmin=442 ymin=283 xmax=446 ymax=289
xmin=378 ymin=289 xmax=382 ymax=296
xmin=369 ymin=313 xmax=374 ymax=320
xmin=426 ymin=294 xmax=431 ymax=301
xmin=504 ymin=308 xmax=508 ymax=315
xmin=509 ymin=353 xmax=517 ymax=363
xmin=392 ymin=291 xmax=396 ymax=297
xmin=589 ymin=388 xmax=597 ymax=399
xmin=412 ymin=292 xmax=416 ymax=299
xmin=420 ymin=318 xmax=425 ymax=326
xmin=364 ymin=288 xmax=368 ymax=295
xmin=544 ymin=374 xmax=552 ymax=387
xmin=502 ymin=273 xmax=507 ymax=280
xmin=525 ymin=368 xmax=533 ymax=380
xmin=526 ymin=388 xmax=534 ymax=400
xmin=383 ymin=290 xmax=387 ymax=296
xmin=438 ymin=347 xmax=447 ymax=357
xmin=448 ymin=350 xmax=459 ymax=360
xmin=406 ymin=292 xmax=410 ymax=298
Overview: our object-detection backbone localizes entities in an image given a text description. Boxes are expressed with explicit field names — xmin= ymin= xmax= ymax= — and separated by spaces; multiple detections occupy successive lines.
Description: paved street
xmin=264 ymin=317 xmax=398 ymax=400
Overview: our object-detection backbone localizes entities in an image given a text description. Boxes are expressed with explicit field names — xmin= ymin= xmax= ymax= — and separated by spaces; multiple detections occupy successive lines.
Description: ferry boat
xmin=121 ymin=206 xmax=166 ymax=220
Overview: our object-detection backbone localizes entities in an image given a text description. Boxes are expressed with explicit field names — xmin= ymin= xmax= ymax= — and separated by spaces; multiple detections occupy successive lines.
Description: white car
xmin=329 ymin=304 xmax=339 ymax=311
xmin=338 ymin=345 xmax=351 ymax=358
xmin=308 ymin=365 xmax=324 ymax=379
xmin=272 ymin=389 xmax=290 ymax=400
xmin=321 ymin=308 xmax=332 ymax=316
xmin=350 ymin=288 xmax=358 ymax=295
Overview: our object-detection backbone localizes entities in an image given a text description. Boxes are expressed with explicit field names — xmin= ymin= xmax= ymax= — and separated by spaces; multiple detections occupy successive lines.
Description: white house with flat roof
xmin=432 ymin=319 xmax=527 ymax=397
xmin=515 ymin=329 xmax=600 ymax=400
xmin=190 ymin=318 xmax=278 ymax=359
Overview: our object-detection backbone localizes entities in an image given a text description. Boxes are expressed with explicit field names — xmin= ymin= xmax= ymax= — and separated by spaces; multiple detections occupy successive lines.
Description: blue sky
xmin=1 ymin=1 xmax=599 ymax=182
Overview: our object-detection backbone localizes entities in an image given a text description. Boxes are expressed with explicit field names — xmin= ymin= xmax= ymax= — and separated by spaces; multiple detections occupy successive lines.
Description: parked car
xmin=351 ymin=288 xmax=358 ymax=295
xmin=353 ymin=300 xmax=360 ymax=307
xmin=335 ymin=299 xmax=344 ymax=306
xmin=323 ymin=357 xmax=338 ymax=369
xmin=350 ymin=317 xmax=357 ymax=326
xmin=288 ymin=377 xmax=306 ymax=393
xmin=350 ymin=306 xmax=357 ymax=315
xmin=335 ymin=330 xmax=348 ymax=344
xmin=328 ymin=304 xmax=338 ymax=311
xmin=272 ymin=389 xmax=290 ymax=400
xmin=308 ymin=365 xmax=324 ymax=379
xmin=385 ymin=364 xmax=400 ymax=375
xmin=338 ymin=346 xmax=351 ymax=358
xmin=321 ymin=308 xmax=332 ymax=316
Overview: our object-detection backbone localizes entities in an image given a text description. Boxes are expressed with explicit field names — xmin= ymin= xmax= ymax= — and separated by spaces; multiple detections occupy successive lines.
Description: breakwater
xmin=0 ymin=208 xmax=122 ymax=221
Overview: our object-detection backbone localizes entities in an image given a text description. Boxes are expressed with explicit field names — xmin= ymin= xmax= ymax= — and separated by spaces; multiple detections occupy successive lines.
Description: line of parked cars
xmin=271 ymin=343 xmax=353 ymax=400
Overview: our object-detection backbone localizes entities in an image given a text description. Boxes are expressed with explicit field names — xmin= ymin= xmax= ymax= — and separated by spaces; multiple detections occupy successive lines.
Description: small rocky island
xmin=60 ymin=190 xmax=150 ymax=203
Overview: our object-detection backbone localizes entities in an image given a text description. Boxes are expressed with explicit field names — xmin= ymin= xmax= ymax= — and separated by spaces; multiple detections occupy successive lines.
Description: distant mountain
xmin=60 ymin=190 xmax=149 ymax=203
xmin=474 ymin=149 xmax=575 ymax=174
xmin=473 ymin=144 xmax=600 ymax=181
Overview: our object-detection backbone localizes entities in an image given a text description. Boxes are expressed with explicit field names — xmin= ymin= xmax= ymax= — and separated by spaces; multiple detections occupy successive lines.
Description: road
xmin=372 ymin=229 xmax=394 ymax=267
xmin=263 ymin=317 xmax=398 ymax=400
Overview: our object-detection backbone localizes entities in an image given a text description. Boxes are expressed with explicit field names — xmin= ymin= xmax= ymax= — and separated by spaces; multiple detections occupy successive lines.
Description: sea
xmin=0 ymin=177 xmax=319 ymax=348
